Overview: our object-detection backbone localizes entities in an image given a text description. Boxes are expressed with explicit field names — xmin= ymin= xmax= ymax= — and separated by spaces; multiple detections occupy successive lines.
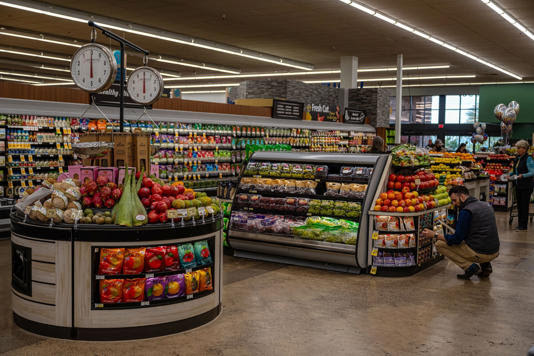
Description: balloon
xmin=473 ymin=122 xmax=480 ymax=129
xmin=475 ymin=127 xmax=483 ymax=134
xmin=494 ymin=104 xmax=507 ymax=120
xmin=508 ymin=100 xmax=520 ymax=114
xmin=481 ymin=123 xmax=486 ymax=130
xmin=503 ymin=107 xmax=516 ymax=124
xmin=474 ymin=134 xmax=484 ymax=143
xmin=500 ymin=122 xmax=507 ymax=132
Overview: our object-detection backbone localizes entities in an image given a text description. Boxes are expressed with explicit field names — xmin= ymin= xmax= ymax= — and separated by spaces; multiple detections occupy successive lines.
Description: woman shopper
xmin=456 ymin=143 xmax=468 ymax=153
xmin=369 ymin=136 xmax=385 ymax=153
xmin=510 ymin=140 xmax=534 ymax=231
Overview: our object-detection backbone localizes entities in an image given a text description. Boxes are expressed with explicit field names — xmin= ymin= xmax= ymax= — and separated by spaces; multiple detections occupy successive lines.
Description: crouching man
xmin=422 ymin=185 xmax=500 ymax=280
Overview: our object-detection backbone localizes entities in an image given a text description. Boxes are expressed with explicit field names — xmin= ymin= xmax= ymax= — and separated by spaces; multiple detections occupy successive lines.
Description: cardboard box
xmin=97 ymin=167 xmax=118 ymax=184
xmin=80 ymin=166 xmax=98 ymax=183
xmin=68 ymin=165 xmax=83 ymax=180
xmin=113 ymin=133 xmax=134 ymax=168
xmin=118 ymin=166 xmax=136 ymax=185
xmin=78 ymin=133 xmax=113 ymax=167
xmin=133 ymin=133 xmax=151 ymax=173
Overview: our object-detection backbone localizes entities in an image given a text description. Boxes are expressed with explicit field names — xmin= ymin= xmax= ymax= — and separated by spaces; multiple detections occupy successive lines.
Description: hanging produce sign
xmin=344 ymin=108 xmax=366 ymax=124
xmin=90 ymin=83 xmax=151 ymax=109
xmin=304 ymin=103 xmax=341 ymax=122
xmin=272 ymin=99 xmax=304 ymax=120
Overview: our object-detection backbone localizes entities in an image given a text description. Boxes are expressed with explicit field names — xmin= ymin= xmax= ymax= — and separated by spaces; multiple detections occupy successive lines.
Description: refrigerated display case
xmin=227 ymin=151 xmax=389 ymax=273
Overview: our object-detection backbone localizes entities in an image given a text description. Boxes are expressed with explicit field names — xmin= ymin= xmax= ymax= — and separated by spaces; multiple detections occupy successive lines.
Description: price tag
xmin=186 ymin=268 xmax=192 ymax=273
xmin=95 ymin=303 xmax=104 ymax=309
xmin=187 ymin=294 xmax=193 ymax=300
xmin=371 ymin=248 xmax=378 ymax=257
xmin=145 ymin=273 xmax=154 ymax=278
xmin=95 ymin=275 xmax=104 ymax=280
xmin=370 ymin=266 xmax=377 ymax=275
xmin=372 ymin=231 xmax=379 ymax=240
xmin=141 ymin=301 xmax=150 ymax=306
xmin=415 ymin=179 xmax=421 ymax=185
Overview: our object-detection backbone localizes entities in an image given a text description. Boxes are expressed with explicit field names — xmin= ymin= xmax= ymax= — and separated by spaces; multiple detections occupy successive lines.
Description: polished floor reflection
xmin=1 ymin=212 xmax=533 ymax=356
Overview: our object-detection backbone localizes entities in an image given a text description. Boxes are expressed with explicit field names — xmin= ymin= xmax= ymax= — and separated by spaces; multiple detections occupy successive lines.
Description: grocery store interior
xmin=1 ymin=0 xmax=534 ymax=355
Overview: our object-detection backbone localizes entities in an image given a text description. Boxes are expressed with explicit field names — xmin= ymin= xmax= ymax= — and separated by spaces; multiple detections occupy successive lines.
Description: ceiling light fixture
xmin=338 ymin=0 xmax=522 ymax=80
xmin=0 ymin=0 xmax=313 ymax=70
xmin=180 ymin=90 xmax=227 ymax=94
xmin=32 ymin=81 xmax=75 ymax=86
xmin=480 ymin=0 xmax=534 ymax=41
xmin=37 ymin=64 xmax=70 ymax=72
xmin=364 ymin=80 xmax=534 ymax=88
xmin=0 ymin=46 xmax=70 ymax=62
xmin=0 ymin=69 xmax=71 ymax=81
xmin=0 ymin=74 xmax=41 ymax=84
xmin=165 ymin=83 xmax=240 ymax=89
xmin=162 ymin=65 xmax=451 ymax=82
xmin=302 ymin=74 xmax=476 ymax=84
xmin=0 ymin=27 xmax=82 ymax=48
xmin=152 ymin=56 xmax=240 ymax=74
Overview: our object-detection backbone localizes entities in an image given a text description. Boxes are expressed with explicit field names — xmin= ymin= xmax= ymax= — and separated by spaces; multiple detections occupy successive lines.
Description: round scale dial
xmin=70 ymin=43 xmax=117 ymax=93
xmin=127 ymin=66 xmax=164 ymax=105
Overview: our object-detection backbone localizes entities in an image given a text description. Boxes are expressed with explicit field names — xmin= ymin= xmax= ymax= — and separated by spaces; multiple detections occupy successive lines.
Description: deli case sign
xmin=272 ymin=99 xmax=304 ymax=120
xmin=344 ymin=108 xmax=366 ymax=124
xmin=90 ymin=82 xmax=151 ymax=109
xmin=304 ymin=103 xmax=341 ymax=122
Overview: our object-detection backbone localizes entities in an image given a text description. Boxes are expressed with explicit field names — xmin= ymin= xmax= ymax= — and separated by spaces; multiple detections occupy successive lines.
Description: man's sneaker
xmin=457 ymin=263 xmax=480 ymax=280
xmin=478 ymin=262 xmax=493 ymax=278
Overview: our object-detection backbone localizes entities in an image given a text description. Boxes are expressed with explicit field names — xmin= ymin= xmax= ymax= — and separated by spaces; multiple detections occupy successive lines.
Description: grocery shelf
xmin=93 ymin=290 xmax=214 ymax=310
xmin=368 ymin=206 xmax=445 ymax=217
xmin=237 ymin=189 xmax=366 ymax=202
xmin=95 ymin=262 xmax=214 ymax=280
xmin=375 ymin=247 xmax=417 ymax=251
xmin=230 ymin=230 xmax=356 ymax=254
xmin=233 ymin=208 xmax=361 ymax=222
xmin=375 ymin=230 xmax=417 ymax=234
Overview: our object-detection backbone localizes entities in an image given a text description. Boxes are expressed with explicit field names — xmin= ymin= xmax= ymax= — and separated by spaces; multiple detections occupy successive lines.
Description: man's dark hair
xmin=449 ymin=185 xmax=470 ymax=196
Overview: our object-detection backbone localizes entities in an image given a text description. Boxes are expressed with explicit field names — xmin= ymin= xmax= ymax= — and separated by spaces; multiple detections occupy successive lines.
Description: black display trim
xmin=10 ymin=212 xmax=222 ymax=242
xmin=13 ymin=304 xmax=221 ymax=341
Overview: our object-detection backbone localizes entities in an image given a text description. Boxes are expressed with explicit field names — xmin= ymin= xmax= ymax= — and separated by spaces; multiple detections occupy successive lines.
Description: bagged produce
xmin=185 ymin=271 xmax=200 ymax=295
xmin=178 ymin=243 xmax=197 ymax=269
xmin=98 ymin=248 xmax=125 ymax=275
xmin=99 ymin=279 xmax=123 ymax=304
xmin=122 ymin=278 xmax=146 ymax=302
xmin=144 ymin=246 xmax=166 ymax=272
xmin=123 ymin=248 xmax=146 ymax=274
xmin=164 ymin=245 xmax=180 ymax=271
xmin=193 ymin=240 xmax=212 ymax=266
xmin=145 ymin=277 xmax=166 ymax=301
xmin=165 ymin=274 xmax=186 ymax=298
xmin=199 ymin=268 xmax=213 ymax=292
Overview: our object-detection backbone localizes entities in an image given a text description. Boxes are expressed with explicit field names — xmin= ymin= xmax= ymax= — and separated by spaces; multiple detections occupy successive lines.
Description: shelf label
xmin=187 ymin=294 xmax=193 ymax=300
xmin=141 ymin=301 xmax=150 ymax=306
xmin=370 ymin=266 xmax=377 ymax=275
xmin=372 ymin=231 xmax=379 ymax=240
xmin=371 ymin=248 xmax=378 ymax=257
xmin=95 ymin=303 xmax=104 ymax=309
xmin=186 ymin=268 xmax=192 ymax=273
xmin=145 ymin=273 xmax=154 ymax=278
xmin=95 ymin=275 xmax=104 ymax=280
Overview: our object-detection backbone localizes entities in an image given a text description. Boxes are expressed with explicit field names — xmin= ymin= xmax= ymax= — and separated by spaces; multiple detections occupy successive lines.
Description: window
xmin=445 ymin=95 xmax=479 ymax=124
xmin=389 ymin=96 xmax=440 ymax=124
xmin=445 ymin=136 xmax=460 ymax=151
xmin=458 ymin=136 xmax=474 ymax=152
xmin=423 ymin=135 xmax=437 ymax=148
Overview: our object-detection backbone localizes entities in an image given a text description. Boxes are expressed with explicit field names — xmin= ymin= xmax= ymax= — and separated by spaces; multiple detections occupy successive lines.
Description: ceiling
xmin=1 ymin=0 xmax=534 ymax=89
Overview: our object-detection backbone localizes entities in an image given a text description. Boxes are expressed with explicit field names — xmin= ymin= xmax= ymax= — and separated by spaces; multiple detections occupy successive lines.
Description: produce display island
xmin=10 ymin=212 xmax=222 ymax=340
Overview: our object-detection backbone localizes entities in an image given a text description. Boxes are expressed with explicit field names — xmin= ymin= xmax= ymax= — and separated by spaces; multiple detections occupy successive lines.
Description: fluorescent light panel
xmin=180 ymin=90 xmax=227 ymax=94
xmin=480 ymin=0 xmax=534 ymax=41
xmin=0 ymin=28 xmax=82 ymax=48
xmin=0 ymin=0 xmax=313 ymax=70
xmin=153 ymin=57 xmax=240 ymax=74
xmin=364 ymin=80 xmax=534 ymax=88
xmin=165 ymin=83 xmax=240 ymax=89
xmin=0 ymin=74 xmax=41 ymax=84
xmin=33 ymin=81 xmax=75 ymax=86
xmin=338 ymin=0 xmax=522 ymax=80
xmin=0 ymin=70 xmax=71 ymax=81
xmin=0 ymin=47 xmax=70 ymax=62
xmin=303 ymin=74 xmax=476 ymax=83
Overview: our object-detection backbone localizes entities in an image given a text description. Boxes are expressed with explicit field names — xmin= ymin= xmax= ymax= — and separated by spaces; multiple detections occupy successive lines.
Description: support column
xmin=395 ymin=54 xmax=403 ymax=144
xmin=340 ymin=56 xmax=358 ymax=112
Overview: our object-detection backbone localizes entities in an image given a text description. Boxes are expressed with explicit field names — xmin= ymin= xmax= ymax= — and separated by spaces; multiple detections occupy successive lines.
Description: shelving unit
xmin=474 ymin=154 xmax=514 ymax=210
xmin=227 ymin=151 xmax=389 ymax=273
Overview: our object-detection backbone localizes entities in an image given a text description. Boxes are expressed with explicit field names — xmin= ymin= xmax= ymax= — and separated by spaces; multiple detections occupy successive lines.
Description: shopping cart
xmin=508 ymin=185 xmax=534 ymax=226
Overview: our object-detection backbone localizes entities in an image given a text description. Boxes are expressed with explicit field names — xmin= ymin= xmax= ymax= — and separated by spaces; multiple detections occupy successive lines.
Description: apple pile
xmin=137 ymin=177 xmax=189 ymax=223
xmin=80 ymin=176 xmax=122 ymax=209
xmin=387 ymin=171 xmax=439 ymax=192
xmin=374 ymin=189 xmax=437 ymax=213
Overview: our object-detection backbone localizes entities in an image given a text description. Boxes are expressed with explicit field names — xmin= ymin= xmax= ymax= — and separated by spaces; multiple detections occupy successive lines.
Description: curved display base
xmin=14 ymin=305 xmax=221 ymax=341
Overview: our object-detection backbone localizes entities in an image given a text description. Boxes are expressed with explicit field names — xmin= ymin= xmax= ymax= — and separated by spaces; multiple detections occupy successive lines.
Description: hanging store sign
xmin=304 ymin=103 xmax=341 ymax=122
xmin=90 ymin=83 xmax=151 ymax=109
xmin=272 ymin=99 xmax=304 ymax=120
xmin=344 ymin=108 xmax=366 ymax=124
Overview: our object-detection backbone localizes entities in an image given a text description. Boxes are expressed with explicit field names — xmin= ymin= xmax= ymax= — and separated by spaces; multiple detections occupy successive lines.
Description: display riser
xmin=233 ymin=250 xmax=361 ymax=274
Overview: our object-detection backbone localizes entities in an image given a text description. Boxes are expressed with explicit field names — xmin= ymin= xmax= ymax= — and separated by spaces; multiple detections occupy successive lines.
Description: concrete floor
xmin=1 ymin=212 xmax=533 ymax=356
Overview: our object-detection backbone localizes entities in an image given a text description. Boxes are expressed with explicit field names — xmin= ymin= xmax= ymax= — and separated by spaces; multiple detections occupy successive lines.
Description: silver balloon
xmin=474 ymin=134 xmax=484 ymax=143
xmin=503 ymin=107 xmax=517 ymax=124
xmin=481 ymin=123 xmax=486 ymax=130
xmin=500 ymin=122 xmax=507 ymax=132
xmin=508 ymin=100 xmax=520 ymax=114
xmin=475 ymin=127 xmax=483 ymax=134
xmin=494 ymin=103 xmax=507 ymax=120
xmin=473 ymin=122 xmax=480 ymax=129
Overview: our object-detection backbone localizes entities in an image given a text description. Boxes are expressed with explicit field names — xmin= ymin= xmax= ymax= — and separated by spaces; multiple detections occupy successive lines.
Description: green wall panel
xmin=479 ymin=84 xmax=534 ymax=140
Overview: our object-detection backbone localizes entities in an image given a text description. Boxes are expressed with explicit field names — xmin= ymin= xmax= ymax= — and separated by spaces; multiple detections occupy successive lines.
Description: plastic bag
xmin=194 ymin=240 xmax=212 ymax=265
xmin=99 ymin=279 xmax=123 ymax=304
xmin=145 ymin=277 xmax=166 ymax=301
xmin=199 ymin=268 xmax=214 ymax=292
xmin=122 ymin=278 xmax=146 ymax=302
xmin=178 ymin=243 xmax=197 ymax=269
xmin=123 ymin=248 xmax=146 ymax=275
xmin=98 ymin=248 xmax=125 ymax=275
xmin=165 ymin=274 xmax=186 ymax=298
xmin=164 ymin=245 xmax=180 ymax=271
xmin=185 ymin=271 xmax=200 ymax=295
xmin=144 ymin=246 xmax=166 ymax=272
